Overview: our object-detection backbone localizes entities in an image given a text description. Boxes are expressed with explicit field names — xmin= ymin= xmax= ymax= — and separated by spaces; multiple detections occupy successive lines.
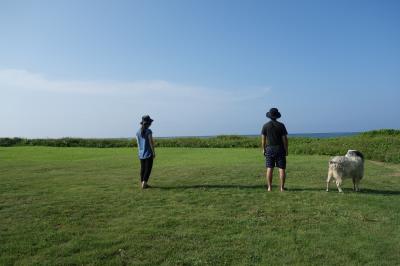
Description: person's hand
xmin=262 ymin=149 xmax=267 ymax=156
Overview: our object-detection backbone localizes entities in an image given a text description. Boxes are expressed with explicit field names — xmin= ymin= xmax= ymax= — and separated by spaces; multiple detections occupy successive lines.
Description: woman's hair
xmin=140 ymin=123 xmax=150 ymax=137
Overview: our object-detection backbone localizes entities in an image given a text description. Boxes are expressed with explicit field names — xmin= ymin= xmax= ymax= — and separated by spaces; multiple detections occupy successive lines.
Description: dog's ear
xmin=353 ymin=150 xmax=364 ymax=160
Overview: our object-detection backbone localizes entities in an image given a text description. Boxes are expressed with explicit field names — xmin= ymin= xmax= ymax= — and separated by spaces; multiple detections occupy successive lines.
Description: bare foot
xmin=280 ymin=187 xmax=287 ymax=192
xmin=267 ymin=187 xmax=272 ymax=192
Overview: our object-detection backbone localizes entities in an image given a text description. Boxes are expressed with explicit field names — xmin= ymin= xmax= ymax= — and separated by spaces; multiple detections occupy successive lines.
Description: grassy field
xmin=1 ymin=147 xmax=400 ymax=265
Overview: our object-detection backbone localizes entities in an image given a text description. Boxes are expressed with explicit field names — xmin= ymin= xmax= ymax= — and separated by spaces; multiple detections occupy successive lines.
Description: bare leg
xmin=266 ymin=168 xmax=273 ymax=191
xmin=352 ymin=177 xmax=356 ymax=191
xmin=279 ymin=168 xmax=286 ymax=191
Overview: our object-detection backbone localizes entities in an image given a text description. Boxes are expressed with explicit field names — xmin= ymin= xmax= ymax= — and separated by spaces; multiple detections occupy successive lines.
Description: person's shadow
xmin=151 ymin=184 xmax=264 ymax=190
xmin=150 ymin=185 xmax=400 ymax=195
xmin=358 ymin=188 xmax=400 ymax=195
xmin=151 ymin=185 xmax=323 ymax=192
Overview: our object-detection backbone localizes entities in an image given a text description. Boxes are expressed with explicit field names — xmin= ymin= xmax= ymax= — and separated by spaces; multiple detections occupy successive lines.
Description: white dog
xmin=326 ymin=150 xmax=364 ymax=193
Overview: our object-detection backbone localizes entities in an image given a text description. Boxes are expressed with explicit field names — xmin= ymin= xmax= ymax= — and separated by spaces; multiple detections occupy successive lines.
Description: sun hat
xmin=140 ymin=115 xmax=154 ymax=125
xmin=266 ymin=108 xmax=281 ymax=119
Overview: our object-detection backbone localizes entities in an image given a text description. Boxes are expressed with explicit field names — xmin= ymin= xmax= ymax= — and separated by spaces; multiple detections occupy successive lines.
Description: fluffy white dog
xmin=326 ymin=150 xmax=364 ymax=193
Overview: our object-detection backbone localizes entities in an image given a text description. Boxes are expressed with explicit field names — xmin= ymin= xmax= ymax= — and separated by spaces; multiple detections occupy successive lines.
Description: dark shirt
xmin=261 ymin=120 xmax=288 ymax=147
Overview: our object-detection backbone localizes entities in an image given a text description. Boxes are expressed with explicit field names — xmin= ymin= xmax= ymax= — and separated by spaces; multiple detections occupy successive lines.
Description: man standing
xmin=261 ymin=108 xmax=288 ymax=192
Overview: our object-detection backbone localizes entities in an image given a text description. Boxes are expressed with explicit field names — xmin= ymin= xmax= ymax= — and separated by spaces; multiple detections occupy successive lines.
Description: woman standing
xmin=136 ymin=115 xmax=155 ymax=189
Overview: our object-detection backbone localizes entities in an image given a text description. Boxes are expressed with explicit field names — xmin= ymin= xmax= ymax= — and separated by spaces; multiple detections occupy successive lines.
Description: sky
xmin=1 ymin=0 xmax=399 ymax=137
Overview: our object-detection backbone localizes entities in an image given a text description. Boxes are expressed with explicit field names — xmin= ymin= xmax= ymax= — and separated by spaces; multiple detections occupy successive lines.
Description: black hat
xmin=140 ymin=115 xmax=154 ymax=125
xmin=266 ymin=108 xmax=281 ymax=119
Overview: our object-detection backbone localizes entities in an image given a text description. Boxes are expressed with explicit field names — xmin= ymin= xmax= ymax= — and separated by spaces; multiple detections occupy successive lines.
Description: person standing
xmin=136 ymin=115 xmax=156 ymax=189
xmin=261 ymin=108 xmax=288 ymax=192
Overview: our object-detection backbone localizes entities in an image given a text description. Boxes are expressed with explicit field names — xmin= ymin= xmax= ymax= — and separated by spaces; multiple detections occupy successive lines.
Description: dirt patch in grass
xmin=369 ymin=160 xmax=400 ymax=176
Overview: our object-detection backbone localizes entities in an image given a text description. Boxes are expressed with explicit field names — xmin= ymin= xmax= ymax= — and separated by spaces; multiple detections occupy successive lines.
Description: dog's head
xmin=346 ymin=150 xmax=364 ymax=160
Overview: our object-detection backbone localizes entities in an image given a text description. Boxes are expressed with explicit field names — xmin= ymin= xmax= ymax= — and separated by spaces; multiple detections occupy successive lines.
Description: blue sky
xmin=1 ymin=0 xmax=399 ymax=137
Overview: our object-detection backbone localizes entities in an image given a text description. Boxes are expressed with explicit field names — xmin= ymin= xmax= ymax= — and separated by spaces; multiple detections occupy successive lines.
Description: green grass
xmin=2 ymin=129 xmax=400 ymax=163
xmin=1 ymin=147 xmax=400 ymax=265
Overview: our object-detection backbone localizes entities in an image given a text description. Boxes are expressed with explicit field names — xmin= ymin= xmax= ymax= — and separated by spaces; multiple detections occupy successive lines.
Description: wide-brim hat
xmin=266 ymin=108 xmax=281 ymax=119
xmin=140 ymin=115 xmax=154 ymax=125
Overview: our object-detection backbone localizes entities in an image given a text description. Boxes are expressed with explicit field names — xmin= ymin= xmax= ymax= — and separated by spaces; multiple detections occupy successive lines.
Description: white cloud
xmin=0 ymin=69 xmax=271 ymax=137
xmin=0 ymin=68 xmax=270 ymax=100
xmin=0 ymin=69 xmax=172 ymax=94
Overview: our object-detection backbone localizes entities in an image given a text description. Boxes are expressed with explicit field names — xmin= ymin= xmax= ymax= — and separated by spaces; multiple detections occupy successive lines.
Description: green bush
xmin=360 ymin=129 xmax=400 ymax=137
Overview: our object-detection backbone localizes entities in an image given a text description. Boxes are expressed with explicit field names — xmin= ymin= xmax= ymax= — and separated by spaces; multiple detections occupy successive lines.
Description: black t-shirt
xmin=261 ymin=120 xmax=288 ymax=146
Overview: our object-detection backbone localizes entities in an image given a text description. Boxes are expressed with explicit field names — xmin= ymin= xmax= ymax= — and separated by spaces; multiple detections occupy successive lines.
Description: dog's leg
xmin=336 ymin=180 xmax=343 ymax=193
xmin=326 ymin=171 xmax=332 ymax=192
xmin=355 ymin=178 xmax=361 ymax=192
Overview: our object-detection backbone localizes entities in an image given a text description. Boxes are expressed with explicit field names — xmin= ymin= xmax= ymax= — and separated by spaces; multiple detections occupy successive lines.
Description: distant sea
xmin=158 ymin=132 xmax=360 ymax=139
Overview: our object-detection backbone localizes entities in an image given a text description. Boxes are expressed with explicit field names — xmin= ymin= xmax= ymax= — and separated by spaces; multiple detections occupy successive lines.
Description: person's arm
xmin=261 ymin=134 xmax=267 ymax=155
xmin=149 ymin=133 xmax=156 ymax=158
xmin=282 ymin=135 xmax=288 ymax=156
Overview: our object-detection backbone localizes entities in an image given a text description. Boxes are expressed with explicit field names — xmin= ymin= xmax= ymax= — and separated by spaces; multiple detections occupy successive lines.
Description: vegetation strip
xmin=1 ymin=129 xmax=399 ymax=163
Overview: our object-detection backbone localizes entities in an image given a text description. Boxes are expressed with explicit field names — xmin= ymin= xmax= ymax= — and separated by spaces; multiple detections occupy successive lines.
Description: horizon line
xmin=0 ymin=131 xmax=364 ymax=139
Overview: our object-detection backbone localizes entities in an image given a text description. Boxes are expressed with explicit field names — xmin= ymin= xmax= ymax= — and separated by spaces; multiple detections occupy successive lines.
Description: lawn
xmin=1 ymin=147 xmax=399 ymax=265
